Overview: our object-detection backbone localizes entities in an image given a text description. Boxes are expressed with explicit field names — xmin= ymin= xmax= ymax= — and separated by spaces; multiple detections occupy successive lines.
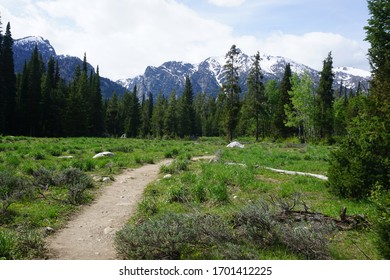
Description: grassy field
xmin=0 ymin=136 xmax=221 ymax=259
xmin=115 ymin=140 xmax=380 ymax=260
xmin=0 ymin=136 xmax=380 ymax=259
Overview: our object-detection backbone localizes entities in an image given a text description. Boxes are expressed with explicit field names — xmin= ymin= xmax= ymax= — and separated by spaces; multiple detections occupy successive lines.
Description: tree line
xmin=0 ymin=17 xmax=366 ymax=142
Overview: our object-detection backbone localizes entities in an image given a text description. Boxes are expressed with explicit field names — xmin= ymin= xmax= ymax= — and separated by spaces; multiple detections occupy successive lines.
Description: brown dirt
xmin=45 ymin=156 xmax=214 ymax=260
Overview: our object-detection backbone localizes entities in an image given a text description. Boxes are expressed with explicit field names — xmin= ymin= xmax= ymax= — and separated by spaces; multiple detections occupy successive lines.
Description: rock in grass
xmin=93 ymin=152 xmax=115 ymax=159
xmin=164 ymin=174 xmax=172 ymax=179
xmin=226 ymin=142 xmax=244 ymax=148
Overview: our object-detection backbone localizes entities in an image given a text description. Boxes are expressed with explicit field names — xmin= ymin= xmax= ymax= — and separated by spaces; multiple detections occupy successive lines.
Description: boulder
xmin=93 ymin=152 xmax=115 ymax=159
xmin=226 ymin=141 xmax=245 ymax=148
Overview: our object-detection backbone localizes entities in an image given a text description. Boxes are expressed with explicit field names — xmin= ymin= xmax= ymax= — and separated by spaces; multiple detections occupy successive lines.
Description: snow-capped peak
xmin=335 ymin=67 xmax=371 ymax=78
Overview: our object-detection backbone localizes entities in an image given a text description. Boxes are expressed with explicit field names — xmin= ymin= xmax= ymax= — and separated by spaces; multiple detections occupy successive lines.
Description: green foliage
xmin=328 ymin=0 xmax=390 ymax=200
xmin=221 ymin=45 xmax=242 ymax=141
xmin=371 ymin=185 xmax=390 ymax=259
xmin=160 ymin=158 xmax=190 ymax=174
xmin=316 ymin=52 xmax=335 ymax=140
xmin=285 ymin=72 xmax=315 ymax=142
xmin=0 ymin=228 xmax=45 ymax=260
xmin=328 ymin=114 xmax=389 ymax=199
xmin=274 ymin=63 xmax=294 ymax=138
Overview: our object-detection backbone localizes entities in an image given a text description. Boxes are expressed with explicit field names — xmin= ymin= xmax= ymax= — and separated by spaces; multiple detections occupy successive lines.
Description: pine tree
xmin=178 ymin=76 xmax=195 ymax=138
xmin=246 ymin=51 xmax=265 ymax=141
xmin=221 ymin=45 xmax=242 ymax=142
xmin=140 ymin=92 xmax=153 ymax=138
xmin=316 ymin=52 xmax=335 ymax=139
xmin=328 ymin=0 xmax=390 ymax=199
xmin=41 ymin=56 xmax=57 ymax=136
xmin=105 ymin=91 xmax=120 ymax=136
xmin=264 ymin=80 xmax=280 ymax=137
xmin=164 ymin=90 xmax=178 ymax=137
xmin=89 ymin=66 xmax=104 ymax=136
xmin=0 ymin=22 xmax=16 ymax=135
xmin=274 ymin=63 xmax=294 ymax=138
xmin=25 ymin=46 xmax=44 ymax=136
xmin=151 ymin=91 xmax=166 ymax=138
xmin=122 ymin=86 xmax=141 ymax=138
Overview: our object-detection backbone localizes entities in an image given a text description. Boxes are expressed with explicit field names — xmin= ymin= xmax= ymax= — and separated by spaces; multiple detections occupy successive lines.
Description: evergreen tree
xmin=122 ymin=86 xmax=141 ymax=138
xmin=151 ymin=91 xmax=166 ymax=138
xmin=328 ymin=0 xmax=390 ymax=200
xmin=178 ymin=76 xmax=195 ymax=138
xmin=0 ymin=22 xmax=16 ymax=135
xmin=140 ymin=92 xmax=153 ymax=138
xmin=25 ymin=46 xmax=44 ymax=136
xmin=316 ymin=52 xmax=335 ymax=139
xmin=164 ymin=90 xmax=178 ymax=137
xmin=274 ymin=63 xmax=294 ymax=138
xmin=105 ymin=91 xmax=121 ymax=136
xmin=245 ymin=51 xmax=265 ymax=141
xmin=221 ymin=45 xmax=242 ymax=142
xmin=63 ymin=65 xmax=88 ymax=136
xmin=89 ymin=66 xmax=104 ymax=136
xmin=264 ymin=80 xmax=280 ymax=137
xmin=41 ymin=56 xmax=58 ymax=136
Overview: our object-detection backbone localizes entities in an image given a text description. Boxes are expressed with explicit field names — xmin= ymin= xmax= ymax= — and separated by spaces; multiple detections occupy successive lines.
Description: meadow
xmin=0 ymin=136 xmax=379 ymax=259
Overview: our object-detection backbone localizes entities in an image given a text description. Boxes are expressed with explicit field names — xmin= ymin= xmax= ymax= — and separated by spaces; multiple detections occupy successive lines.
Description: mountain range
xmin=13 ymin=36 xmax=126 ymax=98
xmin=13 ymin=36 xmax=371 ymax=99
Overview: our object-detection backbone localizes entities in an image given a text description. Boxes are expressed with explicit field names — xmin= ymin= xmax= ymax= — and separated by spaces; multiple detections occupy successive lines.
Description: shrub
xmin=327 ymin=116 xmax=390 ymax=199
xmin=32 ymin=167 xmax=54 ymax=188
xmin=55 ymin=168 xmax=94 ymax=204
xmin=0 ymin=171 xmax=32 ymax=215
xmin=116 ymin=213 xmax=198 ymax=259
xmin=371 ymin=185 xmax=390 ymax=259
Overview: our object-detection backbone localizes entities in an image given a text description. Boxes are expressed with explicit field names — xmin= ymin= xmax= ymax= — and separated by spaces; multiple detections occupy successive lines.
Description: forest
xmin=0 ymin=19 xmax=365 ymax=142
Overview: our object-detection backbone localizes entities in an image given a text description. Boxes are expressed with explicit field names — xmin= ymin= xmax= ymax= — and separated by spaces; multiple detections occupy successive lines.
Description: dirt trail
xmin=46 ymin=156 xmax=213 ymax=260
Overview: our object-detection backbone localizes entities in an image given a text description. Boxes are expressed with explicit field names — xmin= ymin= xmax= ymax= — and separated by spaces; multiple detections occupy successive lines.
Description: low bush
xmin=116 ymin=199 xmax=335 ymax=260
xmin=55 ymin=168 xmax=94 ymax=204
xmin=0 ymin=171 xmax=32 ymax=215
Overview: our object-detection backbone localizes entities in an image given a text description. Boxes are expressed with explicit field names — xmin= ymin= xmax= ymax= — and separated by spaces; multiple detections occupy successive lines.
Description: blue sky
xmin=0 ymin=0 xmax=370 ymax=80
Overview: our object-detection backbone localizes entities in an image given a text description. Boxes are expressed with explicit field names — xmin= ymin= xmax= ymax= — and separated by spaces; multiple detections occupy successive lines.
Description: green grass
xmin=0 ymin=136 xmax=221 ymax=259
xmin=0 ymin=136 xmax=380 ymax=259
xmin=117 ymin=140 xmax=379 ymax=260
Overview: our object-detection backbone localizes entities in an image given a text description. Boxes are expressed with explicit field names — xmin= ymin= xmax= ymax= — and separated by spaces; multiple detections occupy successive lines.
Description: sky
xmin=0 ymin=0 xmax=371 ymax=81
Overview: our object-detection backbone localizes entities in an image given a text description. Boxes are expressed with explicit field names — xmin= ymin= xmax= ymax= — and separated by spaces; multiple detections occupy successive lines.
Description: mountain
xmin=118 ymin=52 xmax=371 ymax=98
xmin=13 ymin=36 xmax=126 ymax=98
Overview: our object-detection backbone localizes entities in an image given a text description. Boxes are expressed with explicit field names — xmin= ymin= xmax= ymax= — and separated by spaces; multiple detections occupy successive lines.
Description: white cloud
xmin=208 ymin=0 xmax=246 ymax=7
xmin=0 ymin=0 xmax=369 ymax=81
xmin=259 ymin=32 xmax=369 ymax=71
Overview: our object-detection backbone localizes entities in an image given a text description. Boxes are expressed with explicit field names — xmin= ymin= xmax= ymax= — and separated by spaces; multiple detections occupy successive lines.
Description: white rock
xmin=164 ymin=174 xmax=172 ymax=179
xmin=102 ymin=177 xmax=111 ymax=182
xmin=103 ymin=227 xmax=115 ymax=235
xmin=93 ymin=152 xmax=115 ymax=159
xmin=58 ymin=155 xmax=74 ymax=159
xmin=226 ymin=141 xmax=245 ymax=148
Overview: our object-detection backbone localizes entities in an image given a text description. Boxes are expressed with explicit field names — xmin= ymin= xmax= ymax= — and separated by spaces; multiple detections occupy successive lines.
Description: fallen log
xmin=260 ymin=166 xmax=328 ymax=181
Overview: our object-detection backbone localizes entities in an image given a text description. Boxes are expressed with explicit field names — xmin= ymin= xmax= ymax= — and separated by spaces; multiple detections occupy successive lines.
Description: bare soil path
xmin=46 ymin=156 xmax=214 ymax=260
xmin=46 ymin=158 xmax=173 ymax=260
